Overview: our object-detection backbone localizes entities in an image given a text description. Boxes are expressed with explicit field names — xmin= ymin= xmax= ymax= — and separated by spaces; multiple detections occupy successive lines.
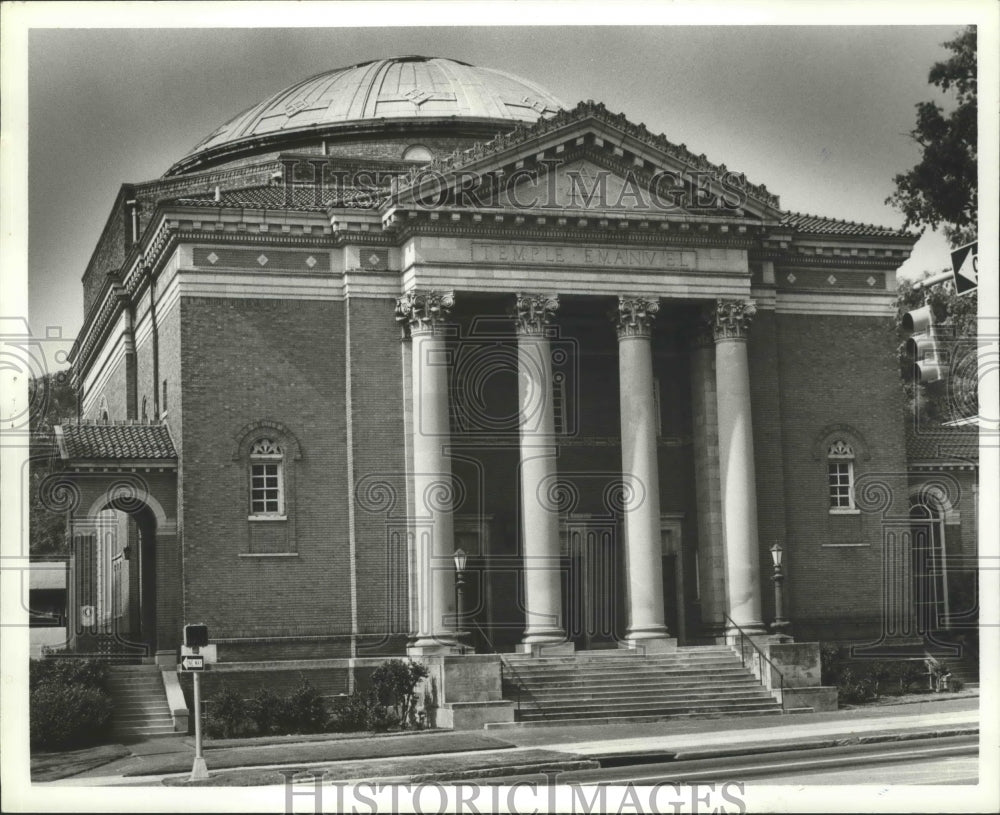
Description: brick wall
xmin=774 ymin=312 xmax=909 ymax=640
xmin=747 ymin=309 xmax=789 ymax=626
xmin=178 ymin=296 xmax=351 ymax=647
xmin=344 ymin=297 xmax=410 ymax=651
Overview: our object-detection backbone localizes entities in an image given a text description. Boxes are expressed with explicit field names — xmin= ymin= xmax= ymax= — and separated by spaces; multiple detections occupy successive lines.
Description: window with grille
xmin=827 ymin=440 xmax=856 ymax=511
xmin=249 ymin=439 xmax=284 ymax=517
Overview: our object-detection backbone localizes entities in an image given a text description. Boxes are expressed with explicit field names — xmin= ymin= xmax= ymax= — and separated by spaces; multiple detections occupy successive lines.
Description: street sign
xmin=951 ymin=241 xmax=978 ymax=296
xmin=180 ymin=654 xmax=205 ymax=671
xmin=181 ymin=644 xmax=217 ymax=663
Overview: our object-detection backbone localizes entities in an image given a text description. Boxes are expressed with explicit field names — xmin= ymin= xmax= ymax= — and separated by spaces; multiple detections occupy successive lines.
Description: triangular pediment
xmin=387 ymin=101 xmax=784 ymax=222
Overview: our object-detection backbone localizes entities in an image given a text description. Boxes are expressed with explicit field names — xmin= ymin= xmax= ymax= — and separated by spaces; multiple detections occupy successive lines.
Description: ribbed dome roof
xmin=169 ymin=56 xmax=565 ymax=175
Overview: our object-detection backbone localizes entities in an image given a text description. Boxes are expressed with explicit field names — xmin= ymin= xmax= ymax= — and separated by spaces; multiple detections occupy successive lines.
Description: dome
xmin=167 ymin=56 xmax=565 ymax=176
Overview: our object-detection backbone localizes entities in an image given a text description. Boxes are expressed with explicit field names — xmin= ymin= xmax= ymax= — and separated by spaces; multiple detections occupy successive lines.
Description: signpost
xmin=951 ymin=240 xmax=978 ymax=296
xmin=182 ymin=624 xmax=210 ymax=781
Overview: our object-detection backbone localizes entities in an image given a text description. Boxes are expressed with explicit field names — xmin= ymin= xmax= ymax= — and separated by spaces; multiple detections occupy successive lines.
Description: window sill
xmin=828 ymin=508 xmax=861 ymax=516
xmin=248 ymin=514 xmax=288 ymax=522
xmin=239 ymin=552 xmax=298 ymax=558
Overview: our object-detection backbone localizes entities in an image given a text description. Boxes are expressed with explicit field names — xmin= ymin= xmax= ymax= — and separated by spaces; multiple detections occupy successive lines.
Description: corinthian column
xmin=514 ymin=293 xmax=568 ymax=652
xmin=712 ymin=300 xmax=766 ymax=635
xmin=396 ymin=290 xmax=460 ymax=654
xmin=616 ymin=296 xmax=672 ymax=650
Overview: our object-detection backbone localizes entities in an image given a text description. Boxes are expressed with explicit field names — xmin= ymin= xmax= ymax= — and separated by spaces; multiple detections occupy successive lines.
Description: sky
xmin=15 ymin=14 xmax=979 ymax=345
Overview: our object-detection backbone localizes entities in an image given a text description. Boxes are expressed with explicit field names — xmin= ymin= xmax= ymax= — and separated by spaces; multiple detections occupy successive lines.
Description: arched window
xmin=827 ymin=440 xmax=856 ymax=511
xmin=249 ymin=438 xmax=285 ymax=517
xmin=402 ymin=144 xmax=433 ymax=162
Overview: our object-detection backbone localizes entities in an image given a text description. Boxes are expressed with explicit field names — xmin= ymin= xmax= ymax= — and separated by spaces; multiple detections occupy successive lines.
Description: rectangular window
xmin=828 ymin=460 xmax=855 ymax=509
xmin=250 ymin=462 xmax=283 ymax=515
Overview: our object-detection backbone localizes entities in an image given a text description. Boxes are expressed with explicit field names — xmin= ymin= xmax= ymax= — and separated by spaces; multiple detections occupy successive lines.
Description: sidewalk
xmin=36 ymin=695 xmax=979 ymax=787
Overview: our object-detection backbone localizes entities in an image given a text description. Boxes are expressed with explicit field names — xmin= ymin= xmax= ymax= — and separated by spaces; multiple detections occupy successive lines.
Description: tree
xmin=28 ymin=371 xmax=78 ymax=555
xmin=886 ymin=26 xmax=977 ymax=247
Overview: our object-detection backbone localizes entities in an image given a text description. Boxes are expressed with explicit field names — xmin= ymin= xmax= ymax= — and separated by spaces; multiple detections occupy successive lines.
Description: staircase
xmin=500 ymin=645 xmax=785 ymax=725
xmin=943 ymin=654 xmax=979 ymax=690
xmin=108 ymin=665 xmax=177 ymax=739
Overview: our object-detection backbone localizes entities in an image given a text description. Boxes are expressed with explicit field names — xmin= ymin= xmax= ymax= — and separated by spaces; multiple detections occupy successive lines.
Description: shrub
xmin=328 ymin=688 xmax=400 ymax=733
xmin=837 ymin=667 xmax=877 ymax=705
xmin=29 ymin=657 xmax=113 ymax=751
xmin=369 ymin=659 xmax=429 ymax=728
xmin=30 ymin=682 xmax=114 ymax=751
xmin=950 ymin=677 xmax=965 ymax=692
xmin=30 ymin=657 xmax=109 ymax=693
xmin=248 ymin=687 xmax=288 ymax=736
xmin=884 ymin=659 xmax=927 ymax=695
xmin=204 ymin=683 xmax=255 ymax=739
xmin=284 ymin=678 xmax=327 ymax=734
xmin=820 ymin=644 xmax=845 ymax=686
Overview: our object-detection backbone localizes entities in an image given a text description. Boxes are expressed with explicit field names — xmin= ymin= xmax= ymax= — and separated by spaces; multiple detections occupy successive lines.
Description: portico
xmin=395 ymin=267 xmax=768 ymax=654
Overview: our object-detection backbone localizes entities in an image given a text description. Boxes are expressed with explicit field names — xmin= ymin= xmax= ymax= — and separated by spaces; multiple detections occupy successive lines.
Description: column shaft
xmin=396 ymin=292 xmax=459 ymax=653
xmin=690 ymin=333 xmax=727 ymax=639
xmin=713 ymin=301 xmax=765 ymax=634
xmin=616 ymin=297 xmax=671 ymax=646
xmin=515 ymin=294 xmax=566 ymax=646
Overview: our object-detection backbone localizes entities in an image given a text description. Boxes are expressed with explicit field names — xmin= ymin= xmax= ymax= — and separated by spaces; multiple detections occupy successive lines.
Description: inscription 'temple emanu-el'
xmin=471 ymin=242 xmax=696 ymax=270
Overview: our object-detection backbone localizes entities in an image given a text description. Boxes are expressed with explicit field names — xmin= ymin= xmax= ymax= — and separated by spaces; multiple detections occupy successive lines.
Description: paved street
xmin=33 ymin=696 xmax=981 ymax=787
xmin=478 ymin=734 xmax=979 ymax=785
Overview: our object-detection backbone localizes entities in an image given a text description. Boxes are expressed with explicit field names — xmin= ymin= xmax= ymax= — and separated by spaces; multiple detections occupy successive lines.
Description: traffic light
xmin=902 ymin=304 xmax=948 ymax=384
xmin=184 ymin=623 xmax=209 ymax=649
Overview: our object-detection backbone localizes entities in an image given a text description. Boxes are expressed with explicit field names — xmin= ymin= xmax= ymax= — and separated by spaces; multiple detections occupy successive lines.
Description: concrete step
xmin=112 ymin=726 xmax=178 ymax=738
xmin=111 ymin=710 xmax=174 ymax=724
xmin=518 ymin=702 xmax=781 ymax=722
xmin=503 ymin=648 xmax=738 ymax=665
xmin=489 ymin=707 xmax=785 ymax=729
xmin=507 ymin=661 xmax=746 ymax=676
xmin=516 ymin=691 xmax=777 ymax=713
xmin=506 ymin=667 xmax=751 ymax=684
xmin=505 ymin=653 xmax=741 ymax=669
xmin=508 ymin=683 xmax=771 ymax=702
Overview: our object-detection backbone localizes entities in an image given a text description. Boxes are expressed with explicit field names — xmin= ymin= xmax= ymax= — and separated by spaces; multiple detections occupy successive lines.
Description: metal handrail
xmin=464 ymin=620 xmax=548 ymax=719
xmin=723 ymin=613 xmax=786 ymax=710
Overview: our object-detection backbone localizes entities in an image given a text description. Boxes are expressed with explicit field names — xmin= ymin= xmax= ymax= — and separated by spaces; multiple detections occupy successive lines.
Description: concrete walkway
xmin=37 ymin=696 xmax=979 ymax=787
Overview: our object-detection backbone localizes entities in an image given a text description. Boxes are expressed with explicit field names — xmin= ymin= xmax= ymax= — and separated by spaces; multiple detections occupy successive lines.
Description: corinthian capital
xmin=711 ymin=299 xmax=756 ymax=341
xmin=514 ymin=293 xmax=559 ymax=335
xmin=395 ymin=290 xmax=455 ymax=335
xmin=615 ymin=296 xmax=660 ymax=339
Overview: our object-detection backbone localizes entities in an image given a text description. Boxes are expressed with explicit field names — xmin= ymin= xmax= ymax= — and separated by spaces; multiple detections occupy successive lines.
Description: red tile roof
xmin=781 ymin=211 xmax=915 ymax=239
xmin=56 ymin=422 xmax=177 ymax=461
xmin=171 ymin=185 xmax=383 ymax=211
xmin=906 ymin=425 xmax=979 ymax=464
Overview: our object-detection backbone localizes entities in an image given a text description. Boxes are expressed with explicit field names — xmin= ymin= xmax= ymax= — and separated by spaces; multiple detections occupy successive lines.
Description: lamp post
xmin=769 ymin=543 xmax=789 ymax=634
xmin=453 ymin=548 xmax=468 ymax=645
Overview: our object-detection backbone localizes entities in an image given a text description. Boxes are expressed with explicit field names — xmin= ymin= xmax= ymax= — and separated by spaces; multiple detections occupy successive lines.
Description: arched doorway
xmin=909 ymin=501 xmax=948 ymax=636
xmin=71 ymin=496 xmax=163 ymax=661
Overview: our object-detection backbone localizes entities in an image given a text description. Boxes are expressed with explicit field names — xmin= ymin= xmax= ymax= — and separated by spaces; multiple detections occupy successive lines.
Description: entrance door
xmin=910 ymin=504 xmax=949 ymax=635
xmin=564 ymin=521 xmax=624 ymax=649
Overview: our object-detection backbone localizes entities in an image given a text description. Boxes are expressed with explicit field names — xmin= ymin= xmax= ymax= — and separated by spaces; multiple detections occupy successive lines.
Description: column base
xmin=520 ymin=629 xmax=568 ymax=646
xmin=407 ymin=636 xmax=468 ymax=657
xmin=724 ymin=621 xmax=768 ymax=642
xmin=621 ymin=637 xmax=678 ymax=654
xmin=516 ymin=641 xmax=575 ymax=657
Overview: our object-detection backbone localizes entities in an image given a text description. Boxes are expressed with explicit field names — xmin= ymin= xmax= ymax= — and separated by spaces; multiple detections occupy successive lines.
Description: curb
xmin=605 ymin=726 xmax=979 ymax=763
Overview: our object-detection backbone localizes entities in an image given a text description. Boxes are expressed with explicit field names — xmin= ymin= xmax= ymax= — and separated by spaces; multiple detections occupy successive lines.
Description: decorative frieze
xmin=513 ymin=293 xmax=559 ymax=335
xmin=711 ymin=299 xmax=756 ymax=341
xmin=615 ymin=296 xmax=660 ymax=339
xmin=395 ymin=290 xmax=455 ymax=335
